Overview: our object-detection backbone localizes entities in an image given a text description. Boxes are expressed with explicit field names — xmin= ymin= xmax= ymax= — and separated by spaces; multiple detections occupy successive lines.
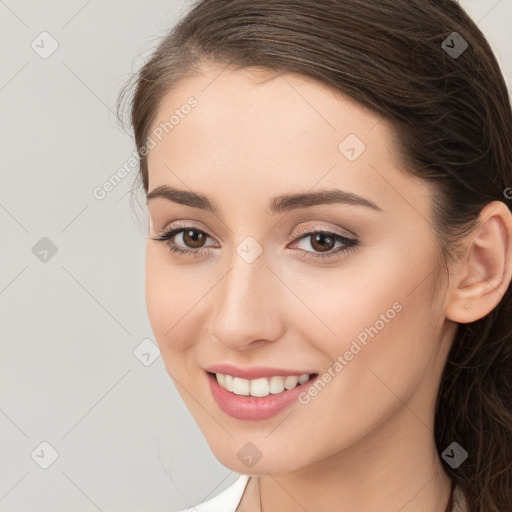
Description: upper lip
xmin=205 ymin=364 xmax=316 ymax=380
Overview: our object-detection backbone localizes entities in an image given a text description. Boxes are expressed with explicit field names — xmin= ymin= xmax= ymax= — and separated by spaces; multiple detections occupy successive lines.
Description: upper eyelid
xmin=292 ymin=224 xmax=355 ymax=240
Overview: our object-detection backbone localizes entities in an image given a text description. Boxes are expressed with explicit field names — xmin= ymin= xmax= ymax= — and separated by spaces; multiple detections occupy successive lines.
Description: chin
xmin=207 ymin=439 xmax=309 ymax=475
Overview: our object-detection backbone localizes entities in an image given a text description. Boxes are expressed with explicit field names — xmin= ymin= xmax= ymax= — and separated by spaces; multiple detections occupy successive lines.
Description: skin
xmin=144 ymin=63 xmax=512 ymax=512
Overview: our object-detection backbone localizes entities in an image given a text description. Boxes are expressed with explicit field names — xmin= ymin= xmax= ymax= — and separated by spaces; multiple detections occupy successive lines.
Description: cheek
xmin=145 ymin=246 xmax=165 ymax=334
xmin=297 ymin=241 xmax=438 ymax=374
xmin=145 ymin=246 xmax=187 ymax=353
xmin=145 ymin=245 xmax=211 ymax=367
xmin=321 ymin=259 xmax=438 ymax=405
xmin=280 ymin=249 xmax=418 ymax=343
xmin=290 ymin=262 xmax=440 ymax=448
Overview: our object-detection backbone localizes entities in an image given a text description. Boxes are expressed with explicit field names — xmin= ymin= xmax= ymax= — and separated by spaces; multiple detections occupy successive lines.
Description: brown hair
xmin=117 ymin=0 xmax=512 ymax=509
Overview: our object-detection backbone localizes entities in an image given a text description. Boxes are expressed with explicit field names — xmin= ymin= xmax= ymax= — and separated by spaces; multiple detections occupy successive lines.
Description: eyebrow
xmin=146 ymin=185 xmax=382 ymax=213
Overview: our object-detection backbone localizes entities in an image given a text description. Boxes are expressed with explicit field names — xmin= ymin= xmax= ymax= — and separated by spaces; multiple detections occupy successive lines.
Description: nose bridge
xmin=210 ymin=242 xmax=284 ymax=349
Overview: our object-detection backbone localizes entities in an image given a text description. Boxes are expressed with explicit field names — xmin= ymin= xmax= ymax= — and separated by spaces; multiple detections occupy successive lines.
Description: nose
xmin=209 ymin=250 xmax=285 ymax=351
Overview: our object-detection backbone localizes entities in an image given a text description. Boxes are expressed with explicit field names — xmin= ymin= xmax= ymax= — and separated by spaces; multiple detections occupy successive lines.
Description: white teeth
xmin=215 ymin=373 xmax=311 ymax=397
xmin=298 ymin=374 xmax=309 ymax=384
xmin=284 ymin=375 xmax=299 ymax=389
xmin=250 ymin=378 xmax=269 ymax=397
xmin=224 ymin=374 xmax=234 ymax=392
xmin=232 ymin=377 xmax=250 ymax=395
xmin=269 ymin=376 xmax=285 ymax=394
xmin=216 ymin=373 xmax=225 ymax=387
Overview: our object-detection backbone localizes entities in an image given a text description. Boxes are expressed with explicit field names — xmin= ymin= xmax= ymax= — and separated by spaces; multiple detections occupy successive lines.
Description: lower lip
xmin=207 ymin=372 xmax=317 ymax=421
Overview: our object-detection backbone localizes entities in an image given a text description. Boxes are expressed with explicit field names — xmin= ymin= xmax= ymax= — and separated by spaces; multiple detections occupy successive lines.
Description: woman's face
xmin=145 ymin=63 xmax=456 ymax=475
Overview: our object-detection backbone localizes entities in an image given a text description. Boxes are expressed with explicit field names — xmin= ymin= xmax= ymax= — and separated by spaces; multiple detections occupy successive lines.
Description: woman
xmin=117 ymin=0 xmax=512 ymax=510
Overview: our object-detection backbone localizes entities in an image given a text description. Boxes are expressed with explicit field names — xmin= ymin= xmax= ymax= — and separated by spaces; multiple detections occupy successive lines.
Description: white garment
xmin=176 ymin=474 xmax=249 ymax=512
xmin=177 ymin=474 xmax=468 ymax=512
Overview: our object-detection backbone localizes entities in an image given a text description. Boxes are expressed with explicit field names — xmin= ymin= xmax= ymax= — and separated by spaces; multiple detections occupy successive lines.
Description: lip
xmin=206 ymin=370 xmax=318 ymax=421
xmin=205 ymin=363 xmax=314 ymax=380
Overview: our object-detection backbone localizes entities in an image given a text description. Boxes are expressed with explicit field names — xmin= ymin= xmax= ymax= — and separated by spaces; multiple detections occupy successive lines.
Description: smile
xmin=215 ymin=372 xmax=313 ymax=397
xmin=206 ymin=370 xmax=320 ymax=421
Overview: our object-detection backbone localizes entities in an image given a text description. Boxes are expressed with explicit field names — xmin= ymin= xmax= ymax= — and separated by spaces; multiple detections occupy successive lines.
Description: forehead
xmin=149 ymin=63 xmax=382 ymax=144
xmin=146 ymin=63 xmax=430 ymax=217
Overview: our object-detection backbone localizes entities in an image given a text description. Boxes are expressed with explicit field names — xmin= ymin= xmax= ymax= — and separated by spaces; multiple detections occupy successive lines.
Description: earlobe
xmin=446 ymin=201 xmax=512 ymax=324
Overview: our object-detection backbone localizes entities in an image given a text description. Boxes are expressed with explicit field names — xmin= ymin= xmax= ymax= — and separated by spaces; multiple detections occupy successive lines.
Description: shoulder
xmin=176 ymin=474 xmax=250 ymax=512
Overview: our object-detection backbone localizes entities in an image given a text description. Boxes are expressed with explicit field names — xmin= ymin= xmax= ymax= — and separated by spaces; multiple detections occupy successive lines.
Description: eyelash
xmin=151 ymin=224 xmax=358 ymax=260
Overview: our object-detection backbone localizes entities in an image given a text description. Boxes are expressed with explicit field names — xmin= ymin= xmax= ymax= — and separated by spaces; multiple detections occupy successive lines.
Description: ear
xmin=446 ymin=201 xmax=512 ymax=324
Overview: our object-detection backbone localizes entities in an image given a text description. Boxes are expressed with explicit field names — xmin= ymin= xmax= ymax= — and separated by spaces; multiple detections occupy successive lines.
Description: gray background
xmin=1 ymin=1 xmax=510 ymax=511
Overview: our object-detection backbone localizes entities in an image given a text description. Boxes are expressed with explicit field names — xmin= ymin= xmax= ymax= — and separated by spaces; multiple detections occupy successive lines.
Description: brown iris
xmin=182 ymin=229 xmax=207 ymax=249
xmin=309 ymin=232 xmax=335 ymax=252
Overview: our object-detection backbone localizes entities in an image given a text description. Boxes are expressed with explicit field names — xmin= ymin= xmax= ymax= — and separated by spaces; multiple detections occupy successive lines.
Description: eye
xmin=288 ymin=229 xmax=358 ymax=260
xmin=151 ymin=225 xmax=217 ymax=257
xmin=151 ymin=224 xmax=358 ymax=260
